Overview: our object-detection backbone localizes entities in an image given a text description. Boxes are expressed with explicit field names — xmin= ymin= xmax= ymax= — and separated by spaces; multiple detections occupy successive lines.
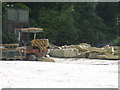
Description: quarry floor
xmin=0 ymin=57 xmax=119 ymax=89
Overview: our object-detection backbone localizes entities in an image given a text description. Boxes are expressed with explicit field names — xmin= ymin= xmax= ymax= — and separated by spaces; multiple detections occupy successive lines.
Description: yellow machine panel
xmin=31 ymin=39 xmax=49 ymax=56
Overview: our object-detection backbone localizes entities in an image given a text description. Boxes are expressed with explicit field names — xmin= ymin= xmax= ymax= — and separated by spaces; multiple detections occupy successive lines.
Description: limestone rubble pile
xmin=113 ymin=46 xmax=120 ymax=55
xmin=112 ymin=46 xmax=120 ymax=59
xmin=49 ymin=43 xmax=120 ymax=60
xmin=79 ymin=43 xmax=91 ymax=47
xmin=102 ymin=45 xmax=114 ymax=54
xmin=65 ymin=45 xmax=88 ymax=52
xmin=64 ymin=43 xmax=91 ymax=53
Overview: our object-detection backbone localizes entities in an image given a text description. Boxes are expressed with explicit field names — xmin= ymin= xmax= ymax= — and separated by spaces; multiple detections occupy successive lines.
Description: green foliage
xmin=116 ymin=36 xmax=120 ymax=46
xmin=1 ymin=2 xmax=7 ymax=8
xmin=13 ymin=3 xmax=30 ymax=10
xmin=36 ymin=6 xmax=78 ymax=45
xmin=2 ymin=31 xmax=17 ymax=44
xmin=111 ymin=36 xmax=120 ymax=46
xmin=2 ymin=2 xmax=118 ymax=46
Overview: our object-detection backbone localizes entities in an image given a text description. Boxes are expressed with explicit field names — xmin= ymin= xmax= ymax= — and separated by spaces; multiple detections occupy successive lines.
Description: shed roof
xmin=20 ymin=27 xmax=43 ymax=33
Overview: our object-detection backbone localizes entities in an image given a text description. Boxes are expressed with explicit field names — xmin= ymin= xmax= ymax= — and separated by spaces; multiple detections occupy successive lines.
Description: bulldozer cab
xmin=15 ymin=27 xmax=45 ymax=46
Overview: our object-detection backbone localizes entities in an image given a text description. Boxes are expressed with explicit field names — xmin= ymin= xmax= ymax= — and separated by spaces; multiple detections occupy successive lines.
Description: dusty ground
xmin=0 ymin=58 xmax=118 ymax=88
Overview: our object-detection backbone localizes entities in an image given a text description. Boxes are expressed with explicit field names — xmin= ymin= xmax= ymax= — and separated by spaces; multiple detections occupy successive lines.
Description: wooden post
xmin=34 ymin=33 xmax=36 ymax=40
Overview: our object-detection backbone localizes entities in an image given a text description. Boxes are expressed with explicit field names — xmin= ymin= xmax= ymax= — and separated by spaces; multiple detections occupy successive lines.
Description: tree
xmin=2 ymin=2 xmax=119 ymax=46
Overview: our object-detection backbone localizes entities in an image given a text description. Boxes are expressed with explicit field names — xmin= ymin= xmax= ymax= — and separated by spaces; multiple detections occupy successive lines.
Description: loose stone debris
xmin=38 ymin=57 xmax=55 ymax=62
xmin=49 ymin=43 xmax=120 ymax=60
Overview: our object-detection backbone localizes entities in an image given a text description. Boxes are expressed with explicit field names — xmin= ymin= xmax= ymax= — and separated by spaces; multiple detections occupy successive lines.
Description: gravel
xmin=0 ymin=58 xmax=118 ymax=88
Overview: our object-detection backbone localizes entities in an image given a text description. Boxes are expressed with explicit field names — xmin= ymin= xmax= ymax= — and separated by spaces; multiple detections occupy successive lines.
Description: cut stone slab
xmin=89 ymin=52 xmax=106 ymax=59
xmin=49 ymin=49 xmax=79 ymax=58
xmin=88 ymin=47 xmax=107 ymax=53
xmin=89 ymin=52 xmax=119 ymax=60
xmin=77 ymin=51 xmax=90 ymax=58
xmin=105 ymin=53 xmax=119 ymax=60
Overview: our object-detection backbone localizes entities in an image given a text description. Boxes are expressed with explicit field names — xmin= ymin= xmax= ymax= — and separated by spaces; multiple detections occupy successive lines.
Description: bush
xmin=110 ymin=36 xmax=120 ymax=46
xmin=2 ymin=32 xmax=17 ymax=44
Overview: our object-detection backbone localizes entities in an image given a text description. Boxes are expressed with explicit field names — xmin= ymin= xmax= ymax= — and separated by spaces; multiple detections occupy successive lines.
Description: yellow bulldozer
xmin=1 ymin=27 xmax=50 ymax=61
